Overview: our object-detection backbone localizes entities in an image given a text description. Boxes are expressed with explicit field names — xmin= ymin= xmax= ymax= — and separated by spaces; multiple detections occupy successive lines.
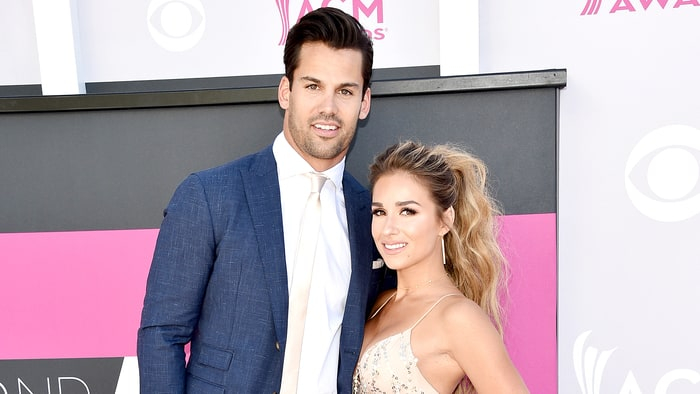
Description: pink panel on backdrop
xmin=0 ymin=229 xmax=158 ymax=359
xmin=1 ymin=215 xmax=556 ymax=393
xmin=499 ymin=213 xmax=557 ymax=394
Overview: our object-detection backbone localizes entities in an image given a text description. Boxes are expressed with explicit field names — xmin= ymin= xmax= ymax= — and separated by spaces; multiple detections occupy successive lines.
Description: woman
xmin=353 ymin=141 xmax=529 ymax=393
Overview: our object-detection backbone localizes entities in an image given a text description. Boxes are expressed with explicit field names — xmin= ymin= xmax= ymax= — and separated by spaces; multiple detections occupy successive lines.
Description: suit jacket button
xmin=275 ymin=341 xmax=280 ymax=351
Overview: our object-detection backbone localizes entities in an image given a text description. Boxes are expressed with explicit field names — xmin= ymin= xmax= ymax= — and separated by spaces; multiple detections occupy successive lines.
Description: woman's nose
xmin=382 ymin=216 xmax=398 ymax=235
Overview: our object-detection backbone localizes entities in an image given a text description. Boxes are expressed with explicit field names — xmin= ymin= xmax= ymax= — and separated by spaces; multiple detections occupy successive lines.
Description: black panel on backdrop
xmin=0 ymin=70 xmax=565 ymax=233
xmin=0 ymin=358 xmax=123 ymax=394
xmin=84 ymin=66 xmax=440 ymax=94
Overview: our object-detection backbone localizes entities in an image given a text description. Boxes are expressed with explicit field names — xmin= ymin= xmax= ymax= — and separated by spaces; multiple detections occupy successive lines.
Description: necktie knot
xmin=307 ymin=172 xmax=327 ymax=195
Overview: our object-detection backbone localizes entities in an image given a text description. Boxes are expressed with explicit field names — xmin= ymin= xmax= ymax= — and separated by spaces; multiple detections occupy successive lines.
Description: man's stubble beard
xmin=287 ymin=110 xmax=357 ymax=161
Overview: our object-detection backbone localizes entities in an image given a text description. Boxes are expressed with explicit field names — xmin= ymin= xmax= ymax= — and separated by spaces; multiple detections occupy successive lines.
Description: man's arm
xmin=137 ymin=174 xmax=216 ymax=394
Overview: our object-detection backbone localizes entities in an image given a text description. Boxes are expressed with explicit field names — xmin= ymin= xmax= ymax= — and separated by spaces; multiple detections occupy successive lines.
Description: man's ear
xmin=359 ymin=87 xmax=371 ymax=120
xmin=278 ymin=76 xmax=290 ymax=110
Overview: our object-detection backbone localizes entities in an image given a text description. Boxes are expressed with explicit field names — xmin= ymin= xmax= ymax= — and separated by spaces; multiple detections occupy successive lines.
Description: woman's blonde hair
xmin=369 ymin=140 xmax=508 ymax=394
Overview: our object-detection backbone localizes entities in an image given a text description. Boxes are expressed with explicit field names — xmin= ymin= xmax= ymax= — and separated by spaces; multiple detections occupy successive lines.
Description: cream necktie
xmin=280 ymin=172 xmax=327 ymax=393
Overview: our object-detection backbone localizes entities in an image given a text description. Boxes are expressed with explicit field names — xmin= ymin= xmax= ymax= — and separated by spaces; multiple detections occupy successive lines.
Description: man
xmin=137 ymin=7 xmax=385 ymax=394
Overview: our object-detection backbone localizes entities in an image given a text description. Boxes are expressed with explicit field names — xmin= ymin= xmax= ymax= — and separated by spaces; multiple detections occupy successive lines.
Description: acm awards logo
xmin=625 ymin=124 xmax=700 ymax=222
xmin=574 ymin=331 xmax=700 ymax=393
xmin=275 ymin=0 xmax=386 ymax=45
xmin=580 ymin=0 xmax=700 ymax=15
xmin=145 ymin=0 xmax=386 ymax=52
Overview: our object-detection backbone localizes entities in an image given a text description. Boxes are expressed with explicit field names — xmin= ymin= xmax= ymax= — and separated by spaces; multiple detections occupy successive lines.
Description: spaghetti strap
xmin=369 ymin=292 xmax=396 ymax=320
xmin=409 ymin=293 xmax=460 ymax=330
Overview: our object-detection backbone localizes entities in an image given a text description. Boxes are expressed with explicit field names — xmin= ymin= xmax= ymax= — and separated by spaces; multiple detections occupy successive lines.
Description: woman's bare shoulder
xmin=439 ymin=295 xmax=497 ymax=336
xmin=369 ymin=289 xmax=397 ymax=317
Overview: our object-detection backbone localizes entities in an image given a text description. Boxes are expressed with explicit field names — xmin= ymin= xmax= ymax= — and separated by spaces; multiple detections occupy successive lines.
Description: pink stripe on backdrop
xmin=0 ymin=214 xmax=556 ymax=393
xmin=499 ymin=213 xmax=557 ymax=394
xmin=0 ymin=229 xmax=158 ymax=359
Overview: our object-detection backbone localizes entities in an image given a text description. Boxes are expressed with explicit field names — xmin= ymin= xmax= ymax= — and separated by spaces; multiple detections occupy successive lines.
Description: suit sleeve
xmin=137 ymin=173 xmax=216 ymax=394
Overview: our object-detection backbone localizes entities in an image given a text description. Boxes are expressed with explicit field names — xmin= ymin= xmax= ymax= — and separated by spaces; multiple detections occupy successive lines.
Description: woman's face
xmin=371 ymin=171 xmax=448 ymax=271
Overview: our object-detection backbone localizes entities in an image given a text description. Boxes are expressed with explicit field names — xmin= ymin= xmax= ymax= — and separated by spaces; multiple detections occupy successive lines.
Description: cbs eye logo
xmin=625 ymin=124 xmax=700 ymax=222
xmin=147 ymin=0 xmax=206 ymax=52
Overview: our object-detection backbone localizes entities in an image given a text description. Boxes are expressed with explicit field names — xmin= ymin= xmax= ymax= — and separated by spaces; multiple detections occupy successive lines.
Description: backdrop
xmin=0 ymin=71 xmax=563 ymax=393
xmin=479 ymin=1 xmax=700 ymax=393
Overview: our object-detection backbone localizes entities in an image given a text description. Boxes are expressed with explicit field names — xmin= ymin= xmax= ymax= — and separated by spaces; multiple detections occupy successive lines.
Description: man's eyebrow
xmin=338 ymin=81 xmax=361 ymax=89
xmin=299 ymin=76 xmax=360 ymax=89
xmin=300 ymin=76 xmax=321 ymax=84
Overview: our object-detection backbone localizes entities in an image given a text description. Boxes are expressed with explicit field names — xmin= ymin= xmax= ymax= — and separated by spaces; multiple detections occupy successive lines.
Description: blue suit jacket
xmin=137 ymin=146 xmax=382 ymax=393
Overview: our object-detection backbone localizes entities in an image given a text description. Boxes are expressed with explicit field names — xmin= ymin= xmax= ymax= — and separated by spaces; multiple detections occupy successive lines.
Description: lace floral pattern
xmin=352 ymin=328 xmax=437 ymax=393
xmin=353 ymin=293 xmax=460 ymax=393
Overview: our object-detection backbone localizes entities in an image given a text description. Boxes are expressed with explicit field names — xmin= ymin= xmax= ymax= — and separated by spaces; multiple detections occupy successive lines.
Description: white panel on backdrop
xmin=76 ymin=0 xmax=441 ymax=83
xmin=480 ymin=1 xmax=700 ymax=393
xmin=32 ymin=0 xmax=85 ymax=94
xmin=439 ymin=0 xmax=479 ymax=76
xmin=0 ymin=1 xmax=41 ymax=86
xmin=115 ymin=357 xmax=139 ymax=394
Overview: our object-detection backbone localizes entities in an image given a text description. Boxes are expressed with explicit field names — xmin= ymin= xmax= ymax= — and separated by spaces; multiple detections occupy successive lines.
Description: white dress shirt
xmin=273 ymin=132 xmax=352 ymax=393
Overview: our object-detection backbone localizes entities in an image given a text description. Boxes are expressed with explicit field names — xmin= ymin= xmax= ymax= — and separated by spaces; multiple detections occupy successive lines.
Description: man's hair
xmin=283 ymin=7 xmax=373 ymax=94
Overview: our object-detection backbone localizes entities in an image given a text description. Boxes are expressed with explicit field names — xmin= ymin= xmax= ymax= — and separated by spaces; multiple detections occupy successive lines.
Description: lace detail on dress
xmin=352 ymin=294 xmax=459 ymax=393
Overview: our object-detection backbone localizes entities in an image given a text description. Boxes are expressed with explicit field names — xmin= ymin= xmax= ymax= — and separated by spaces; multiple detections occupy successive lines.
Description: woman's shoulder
xmin=376 ymin=289 xmax=397 ymax=305
xmin=438 ymin=294 xmax=495 ymax=334
xmin=369 ymin=289 xmax=397 ymax=317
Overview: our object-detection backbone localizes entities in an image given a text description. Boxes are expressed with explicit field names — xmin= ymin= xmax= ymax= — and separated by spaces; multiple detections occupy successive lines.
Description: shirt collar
xmin=272 ymin=132 xmax=345 ymax=189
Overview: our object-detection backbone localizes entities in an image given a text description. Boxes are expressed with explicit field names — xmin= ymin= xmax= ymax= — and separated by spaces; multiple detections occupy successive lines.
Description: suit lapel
xmin=341 ymin=173 xmax=372 ymax=348
xmin=241 ymin=151 xmax=372 ymax=357
xmin=242 ymin=146 xmax=289 ymax=343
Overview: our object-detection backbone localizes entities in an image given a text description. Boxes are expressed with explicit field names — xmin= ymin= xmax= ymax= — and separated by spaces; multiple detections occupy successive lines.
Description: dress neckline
xmin=355 ymin=293 xmax=461 ymax=393
xmin=361 ymin=293 xmax=460 ymax=360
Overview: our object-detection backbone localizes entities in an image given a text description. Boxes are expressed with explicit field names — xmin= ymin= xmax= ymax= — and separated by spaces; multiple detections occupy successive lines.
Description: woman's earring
xmin=441 ymin=236 xmax=446 ymax=266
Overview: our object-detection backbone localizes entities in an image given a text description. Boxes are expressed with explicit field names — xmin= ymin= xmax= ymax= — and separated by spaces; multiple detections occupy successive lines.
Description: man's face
xmin=278 ymin=42 xmax=371 ymax=171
